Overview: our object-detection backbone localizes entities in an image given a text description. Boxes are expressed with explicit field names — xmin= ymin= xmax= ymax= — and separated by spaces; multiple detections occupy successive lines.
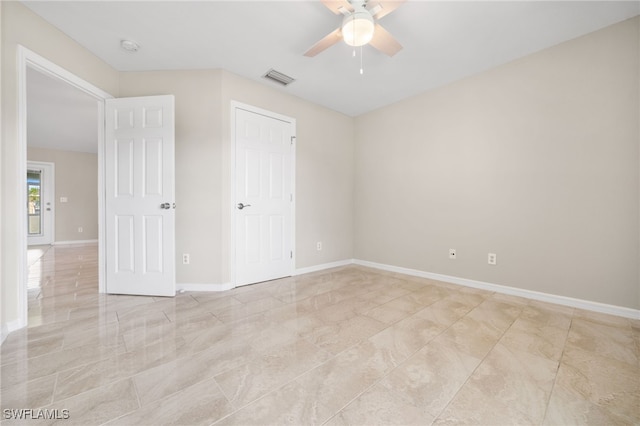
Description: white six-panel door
xmin=235 ymin=106 xmax=295 ymax=286
xmin=105 ymin=95 xmax=175 ymax=296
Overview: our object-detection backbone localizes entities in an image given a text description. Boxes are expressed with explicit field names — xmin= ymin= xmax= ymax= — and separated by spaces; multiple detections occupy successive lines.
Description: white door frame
xmin=17 ymin=46 xmax=113 ymax=326
xmin=26 ymin=161 xmax=55 ymax=246
xmin=230 ymin=101 xmax=296 ymax=287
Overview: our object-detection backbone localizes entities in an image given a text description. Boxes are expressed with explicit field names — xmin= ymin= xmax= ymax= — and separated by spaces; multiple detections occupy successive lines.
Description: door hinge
xmin=290 ymin=251 xmax=293 ymax=259
xmin=291 ymin=136 xmax=296 ymax=145
xmin=290 ymin=194 xmax=293 ymax=202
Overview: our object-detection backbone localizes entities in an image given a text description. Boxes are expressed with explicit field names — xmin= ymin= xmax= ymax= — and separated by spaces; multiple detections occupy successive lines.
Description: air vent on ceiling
xmin=262 ymin=69 xmax=296 ymax=86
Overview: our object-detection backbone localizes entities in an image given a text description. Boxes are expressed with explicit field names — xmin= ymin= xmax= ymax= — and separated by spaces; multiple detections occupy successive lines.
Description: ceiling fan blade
xmin=368 ymin=0 xmax=406 ymax=20
xmin=304 ymin=28 xmax=343 ymax=57
xmin=369 ymin=23 xmax=402 ymax=57
xmin=320 ymin=0 xmax=354 ymax=15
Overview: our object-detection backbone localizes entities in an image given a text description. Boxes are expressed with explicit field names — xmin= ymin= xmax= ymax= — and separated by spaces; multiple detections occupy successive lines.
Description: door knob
xmin=237 ymin=203 xmax=251 ymax=210
xmin=160 ymin=203 xmax=171 ymax=209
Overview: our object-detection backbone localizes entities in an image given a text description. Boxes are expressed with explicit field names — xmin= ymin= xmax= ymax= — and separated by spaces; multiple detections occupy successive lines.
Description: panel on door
xmin=235 ymin=108 xmax=294 ymax=286
xmin=105 ymin=95 xmax=175 ymax=296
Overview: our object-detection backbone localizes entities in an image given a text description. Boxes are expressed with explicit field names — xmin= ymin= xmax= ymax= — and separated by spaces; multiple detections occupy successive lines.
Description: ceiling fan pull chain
xmin=360 ymin=46 xmax=364 ymax=75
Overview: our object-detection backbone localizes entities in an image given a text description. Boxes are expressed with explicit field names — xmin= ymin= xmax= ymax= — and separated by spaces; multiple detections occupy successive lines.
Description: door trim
xmin=17 ymin=46 xmax=113 ymax=327
xmin=229 ymin=101 xmax=296 ymax=288
xmin=26 ymin=161 xmax=55 ymax=246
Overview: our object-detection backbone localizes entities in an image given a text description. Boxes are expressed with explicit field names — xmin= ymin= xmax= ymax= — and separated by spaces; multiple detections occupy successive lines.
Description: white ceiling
xmin=22 ymin=1 xmax=640 ymax=154
xmin=22 ymin=1 xmax=639 ymax=117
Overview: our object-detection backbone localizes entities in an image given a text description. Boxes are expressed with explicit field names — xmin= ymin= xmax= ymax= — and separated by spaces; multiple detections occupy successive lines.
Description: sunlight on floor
xmin=27 ymin=245 xmax=50 ymax=291
xmin=27 ymin=245 xmax=49 ymax=266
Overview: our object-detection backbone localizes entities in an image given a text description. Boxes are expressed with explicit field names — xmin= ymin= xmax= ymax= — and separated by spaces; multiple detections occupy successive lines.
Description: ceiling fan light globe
xmin=342 ymin=11 xmax=375 ymax=47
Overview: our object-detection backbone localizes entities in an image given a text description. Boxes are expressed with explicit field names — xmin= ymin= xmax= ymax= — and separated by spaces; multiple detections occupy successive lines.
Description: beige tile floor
xmin=1 ymin=243 xmax=639 ymax=425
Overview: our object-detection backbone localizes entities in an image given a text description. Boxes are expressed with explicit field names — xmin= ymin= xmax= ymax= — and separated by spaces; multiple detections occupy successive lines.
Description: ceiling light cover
xmin=342 ymin=11 xmax=375 ymax=47
xmin=120 ymin=39 xmax=140 ymax=52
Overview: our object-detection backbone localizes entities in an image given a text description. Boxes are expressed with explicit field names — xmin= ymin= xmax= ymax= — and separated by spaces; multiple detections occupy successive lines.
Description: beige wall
xmin=1 ymin=2 xmax=118 ymax=329
xmin=354 ymin=17 xmax=640 ymax=309
xmin=119 ymin=70 xmax=355 ymax=285
xmin=27 ymin=148 xmax=99 ymax=242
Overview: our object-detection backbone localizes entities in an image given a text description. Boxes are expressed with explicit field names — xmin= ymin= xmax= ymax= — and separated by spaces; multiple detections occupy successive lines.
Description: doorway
xmin=26 ymin=161 xmax=55 ymax=246
xmin=17 ymin=46 xmax=112 ymax=326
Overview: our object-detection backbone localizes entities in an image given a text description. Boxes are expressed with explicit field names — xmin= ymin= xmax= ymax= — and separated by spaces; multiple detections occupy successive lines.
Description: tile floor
xmin=1 ymin=243 xmax=639 ymax=425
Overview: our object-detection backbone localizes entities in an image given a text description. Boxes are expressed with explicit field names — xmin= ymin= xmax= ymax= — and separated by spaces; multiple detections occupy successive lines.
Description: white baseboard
xmin=1 ymin=319 xmax=25 ymax=346
xmin=176 ymin=260 xmax=355 ymax=293
xmin=53 ymin=239 xmax=98 ymax=246
xmin=177 ymin=282 xmax=234 ymax=293
xmin=354 ymin=259 xmax=640 ymax=320
xmin=176 ymin=259 xmax=355 ymax=293
xmin=294 ymin=259 xmax=354 ymax=276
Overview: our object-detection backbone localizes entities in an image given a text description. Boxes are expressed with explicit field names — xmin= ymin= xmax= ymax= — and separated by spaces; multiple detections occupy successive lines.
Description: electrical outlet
xmin=449 ymin=248 xmax=456 ymax=259
xmin=316 ymin=242 xmax=322 ymax=251
xmin=182 ymin=253 xmax=190 ymax=265
xmin=488 ymin=253 xmax=497 ymax=265
xmin=77 ymin=227 xmax=83 ymax=233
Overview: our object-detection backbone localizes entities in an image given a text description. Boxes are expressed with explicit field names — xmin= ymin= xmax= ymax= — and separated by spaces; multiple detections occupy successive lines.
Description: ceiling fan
xmin=304 ymin=0 xmax=406 ymax=57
